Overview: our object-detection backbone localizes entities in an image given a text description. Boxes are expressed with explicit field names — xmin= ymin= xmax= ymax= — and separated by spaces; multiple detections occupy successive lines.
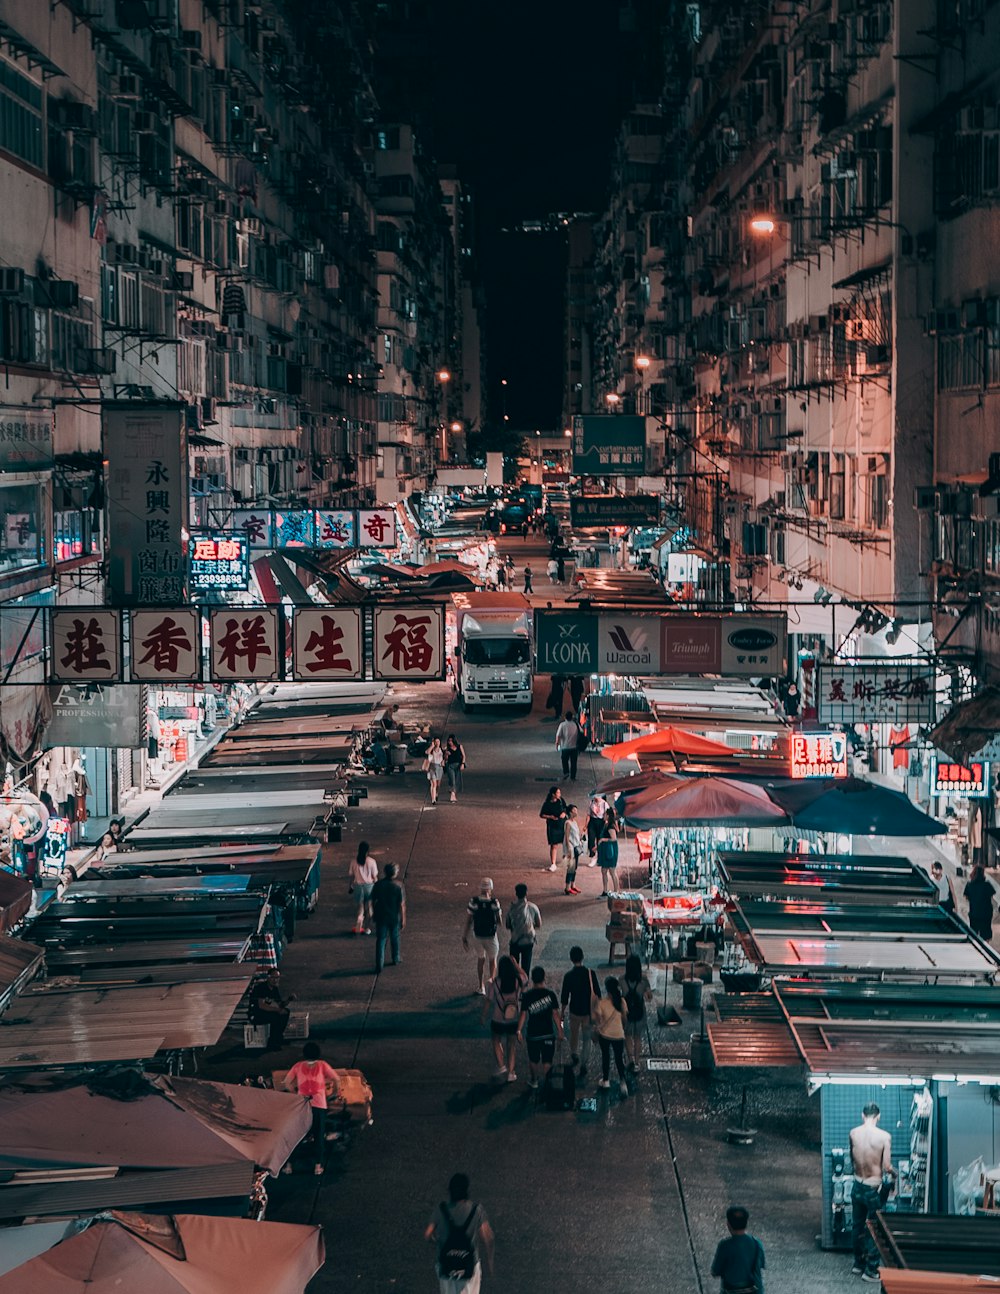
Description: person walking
xmin=561 ymin=945 xmax=600 ymax=1078
xmin=965 ymin=864 xmax=996 ymax=940
xmin=586 ymin=793 xmax=608 ymax=860
xmin=496 ymin=562 xmax=507 ymax=590
xmin=563 ymin=804 xmax=583 ymax=894
xmin=539 ymin=786 xmax=568 ymax=871
xmin=592 ymin=975 xmax=629 ymax=1096
xmin=622 ymin=953 xmax=652 ymax=1070
xmin=569 ymin=674 xmax=584 ymax=711
xmin=445 ymin=734 xmax=466 ymax=803
xmin=425 ymin=1173 xmax=494 ymax=1294
xmin=463 ymin=877 xmax=502 ymax=995
xmin=545 ymin=674 xmax=567 ymax=719
xmin=371 ymin=862 xmax=406 ymax=972
xmin=710 ymin=1205 xmax=766 ymax=1294
xmin=555 ymin=709 xmax=580 ymax=781
xmin=597 ymin=807 xmax=620 ymax=896
xmin=348 ymin=840 xmax=378 ymax=935
xmin=506 ymin=882 xmax=541 ymax=971
xmin=547 ymin=556 xmax=559 ymax=583
xmin=556 ymin=553 xmax=566 ymax=583
xmin=523 ymin=564 xmax=533 ymax=593
xmin=481 ymin=954 xmax=527 ymax=1082
xmin=423 ymin=737 xmax=445 ymax=806
xmin=516 ymin=965 xmax=564 ymax=1090
xmin=929 ymin=860 xmax=957 ymax=914
xmin=282 ymin=1042 xmax=340 ymax=1176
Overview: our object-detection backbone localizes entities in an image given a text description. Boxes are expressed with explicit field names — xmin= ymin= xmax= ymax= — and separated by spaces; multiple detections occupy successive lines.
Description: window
xmin=0 ymin=297 xmax=48 ymax=366
xmin=51 ymin=299 xmax=95 ymax=372
xmin=985 ymin=518 xmax=1000 ymax=574
xmin=53 ymin=507 xmax=100 ymax=563
xmin=0 ymin=480 xmax=43 ymax=574
xmin=830 ymin=453 xmax=845 ymax=520
xmin=0 ymin=58 xmax=43 ymax=168
xmin=935 ymin=103 xmax=1000 ymax=217
xmin=938 ymin=331 xmax=984 ymax=390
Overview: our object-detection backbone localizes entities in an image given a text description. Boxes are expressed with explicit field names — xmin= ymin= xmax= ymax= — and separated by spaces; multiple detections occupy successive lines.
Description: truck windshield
xmin=464 ymin=638 xmax=530 ymax=666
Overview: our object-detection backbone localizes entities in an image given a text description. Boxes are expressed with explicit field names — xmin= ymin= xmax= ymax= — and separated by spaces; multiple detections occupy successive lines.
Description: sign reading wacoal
xmin=570 ymin=494 xmax=660 ymax=528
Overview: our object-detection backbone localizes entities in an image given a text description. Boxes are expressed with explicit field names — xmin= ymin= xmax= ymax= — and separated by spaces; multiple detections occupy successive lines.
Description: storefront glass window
xmin=0 ymin=481 xmax=43 ymax=573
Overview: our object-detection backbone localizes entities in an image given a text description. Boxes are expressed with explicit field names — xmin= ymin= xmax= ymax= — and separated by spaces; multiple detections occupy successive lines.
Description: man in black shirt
xmin=710 ymin=1206 xmax=766 ymax=1294
xmin=560 ymin=945 xmax=601 ymax=1078
xmin=248 ymin=969 xmax=294 ymax=1051
xmin=516 ymin=966 xmax=563 ymax=1090
xmin=371 ymin=862 xmax=406 ymax=972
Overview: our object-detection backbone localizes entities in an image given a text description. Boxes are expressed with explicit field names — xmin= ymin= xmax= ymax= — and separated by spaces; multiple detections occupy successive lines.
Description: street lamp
xmin=748 ymin=215 xmax=777 ymax=236
xmin=635 ymin=355 xmax=651 ymax=371
xmin=436 ymin=368 xmax=451 ymax=384
xmin=605 ymin=392 xmax=621 ymax=408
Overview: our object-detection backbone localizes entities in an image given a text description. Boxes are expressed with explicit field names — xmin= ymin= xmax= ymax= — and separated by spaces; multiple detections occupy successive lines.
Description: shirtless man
xmin=849 ymin=1102 xmax=894 ymax=1282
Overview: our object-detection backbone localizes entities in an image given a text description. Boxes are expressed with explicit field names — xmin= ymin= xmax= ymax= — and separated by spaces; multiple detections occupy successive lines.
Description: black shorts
xmin=526 ymin=1036 xmax=556 ymax=1064
xmin=491 ymin=1020 xmax=518 ymax=1036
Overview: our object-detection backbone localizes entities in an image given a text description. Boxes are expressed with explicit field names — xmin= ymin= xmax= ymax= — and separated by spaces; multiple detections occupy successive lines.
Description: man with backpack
xmin=505 ymin=882 xmax=542 ymax=972
xmin=425 ymin=1172 xmax=494 ymax=1294
xmin=462 ymin=878 xmax=502 ymax=996
xmin=560 ymin=946 xmax=601 ymax=1079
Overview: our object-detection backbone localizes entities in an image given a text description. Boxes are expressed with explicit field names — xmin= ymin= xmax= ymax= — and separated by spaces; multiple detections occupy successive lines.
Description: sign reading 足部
xmin=572 ymin=415 xmax=647 ymax=476
xmin=208 ymin=608 xmax=281 ymax=681
xmin=790 ymin=732 xmax=848 ymax=779
xmin=130 ymin=609 xmax=200 ymax=683
xmin=104 ymin=402 xmax=187 ymax=604
xmin=291 ymin=608 xmax=363 ymax=681
xmin=190 ymin=533 xmax=250 ymax=591
xmin=373 ymin=606 xmax=444 ymax=680
xmin=816 ymin=663 xmax=936 ymax=724
xmin=931 ymin=759 xmax=989 ymax=798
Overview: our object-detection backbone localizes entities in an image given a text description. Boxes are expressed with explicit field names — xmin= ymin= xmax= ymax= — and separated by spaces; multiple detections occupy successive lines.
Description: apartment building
xmin=560 ymin=218 xmax=596 ymax=432
xmin=438 ymin=165 xmax=485 ymax=464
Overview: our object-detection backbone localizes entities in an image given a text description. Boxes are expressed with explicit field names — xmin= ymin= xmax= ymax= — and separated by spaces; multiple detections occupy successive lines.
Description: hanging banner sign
xmin=314 ymin=509 xmax=356 ymax=549
xmin=570 ymin=494 xmax=660 ymax=528
xmin=130 ymin=609 xmax=201 ymax=683
xmin=190 ymin=533 xmax=251 ymax=591
xmin=44 ymin=683 xmax=144 ymax=747
xmin=291 ymin=608 xmax=363 ymax=680
xmin=373 ymin=605 xmax=445 ymax=680
xmin=572 ymin=414 xmax=647 ymax=476
xmin=50 ymin=610 xmax=122 ymax=682
xmin=816 ymin=663 xmax=936 ymax=724
xmin=274 ymin=510 xmax=314 ymax=548
xmin=931 ymin=759 xmax=989 ymax=798
xmin=0 ymin=408 xmax=53 ymax=470
xmin=231 ymin=510 xmax=273 ymax=549
xmin=358 ymin=508 xmax=396 ymax=548
xmin=208 ymin=608 xmax=281 ymax=681
xmin=790 ymin=731 xmax=848 ymax=779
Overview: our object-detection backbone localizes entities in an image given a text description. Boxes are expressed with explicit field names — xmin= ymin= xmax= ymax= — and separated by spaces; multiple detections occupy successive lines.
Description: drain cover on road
xmin=647 ymin=1058 xmax=691 ymax=1072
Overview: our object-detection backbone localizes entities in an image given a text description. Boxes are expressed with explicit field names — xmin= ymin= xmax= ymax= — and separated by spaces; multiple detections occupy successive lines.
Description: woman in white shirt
xmin=424 ymin=738 xmax=445 ymax=805
xmin=591 ymin=975 xmax=629 ymax=1096
xmin=563 ymin=804 xmax=583 ymax=895
xmin=349 ymin=840 xmax=379 ymax=935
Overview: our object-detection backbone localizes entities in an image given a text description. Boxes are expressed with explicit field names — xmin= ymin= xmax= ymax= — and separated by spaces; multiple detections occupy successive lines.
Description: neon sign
xmin=790 ymin=732 xmax=848 ymax=779
xmin=931 ymin=760 xmax=989 ymax=797
xmin=189 ymin=532 xmax=250 ymax=591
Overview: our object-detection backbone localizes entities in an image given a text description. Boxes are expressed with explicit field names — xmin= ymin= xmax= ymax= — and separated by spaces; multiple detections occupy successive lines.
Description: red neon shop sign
xmin=790 ymin=732 xmax=848 ymax=780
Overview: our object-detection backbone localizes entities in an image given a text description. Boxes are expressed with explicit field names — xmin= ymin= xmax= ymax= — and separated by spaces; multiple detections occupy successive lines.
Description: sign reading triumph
xmin=534 ymin=611 xmax=787 ymax=678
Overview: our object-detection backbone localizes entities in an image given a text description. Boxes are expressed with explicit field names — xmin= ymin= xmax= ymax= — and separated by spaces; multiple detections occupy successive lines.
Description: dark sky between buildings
xmin=376 ymin=0 xmax=656 ymax=429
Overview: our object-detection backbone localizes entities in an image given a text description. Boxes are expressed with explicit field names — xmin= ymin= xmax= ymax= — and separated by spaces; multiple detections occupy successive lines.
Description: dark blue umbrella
xmin=766 ymin=777 xmax=946 ymax=836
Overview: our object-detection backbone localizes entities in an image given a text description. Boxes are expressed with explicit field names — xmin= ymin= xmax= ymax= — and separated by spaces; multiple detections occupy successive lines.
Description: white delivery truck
xmin=451 ymin=591 xmax=533 ymax=712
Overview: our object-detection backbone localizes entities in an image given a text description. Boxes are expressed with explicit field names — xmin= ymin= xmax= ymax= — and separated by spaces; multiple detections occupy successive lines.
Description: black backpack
xmin=472 ymin=898 xmax=499 ymax=938
xmin=624 ymin=977 xmax=645 ymax=1022
xmin=438 ymin=1203 xmax=477 ymax=1280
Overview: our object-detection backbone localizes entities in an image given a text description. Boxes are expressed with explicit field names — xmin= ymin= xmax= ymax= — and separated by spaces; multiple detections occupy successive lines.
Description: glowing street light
xmin=436 ymin=368 xmax=451 ymax=383
xmin=749 ymin=215 xmax=777 ymax=236
xmin=450 ymin=420 xmax=463 ymax=433
xmin=605 ymin=392 xmax=621 ymax=407
xmin=563 ymin=427 xmax=572 ymax=437
xmin=635 ymin=354 xmax=651 ymax=371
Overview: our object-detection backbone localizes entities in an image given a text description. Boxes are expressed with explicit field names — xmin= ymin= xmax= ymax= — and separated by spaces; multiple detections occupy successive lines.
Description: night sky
xmin=377 ymin=1 xmax=647 ymax=429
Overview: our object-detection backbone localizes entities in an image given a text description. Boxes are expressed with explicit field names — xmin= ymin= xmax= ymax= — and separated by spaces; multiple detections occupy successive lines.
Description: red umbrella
xmin=622 ymin=776 xmax=788 ymax=828
xmin=602 ymin=726 xmax=739 ymax=763
xmin=591 ymin=769 xmax=675 ymax=796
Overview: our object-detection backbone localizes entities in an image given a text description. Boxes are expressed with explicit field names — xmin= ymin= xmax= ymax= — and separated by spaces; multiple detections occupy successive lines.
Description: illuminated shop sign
xmin=931 ymin=760 xmax=989 ymax=797
xmin=189 ymin=532 xmax=250 ymax=591
xmin=790 ymin=732 xmax=848 ymax=779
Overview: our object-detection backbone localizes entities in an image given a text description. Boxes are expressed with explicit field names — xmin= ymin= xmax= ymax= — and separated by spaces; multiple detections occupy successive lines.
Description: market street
xmin=203 ymin=667 xmax=848 ymax=1294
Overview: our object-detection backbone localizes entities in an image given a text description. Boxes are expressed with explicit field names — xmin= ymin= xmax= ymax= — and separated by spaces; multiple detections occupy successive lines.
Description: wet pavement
xmin=198 ymin=547 xmax=853 ymax=1293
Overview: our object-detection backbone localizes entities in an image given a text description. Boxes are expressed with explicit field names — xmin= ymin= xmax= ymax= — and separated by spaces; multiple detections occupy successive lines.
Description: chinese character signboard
xmin=131 ymin=609 xmax=200 ymax=682
xmin=315 ymin=510 xmax=356 ymax=549
xmin=51 ymin=610 xmax=121 ymax=682
xmin=790 ymin=732 xmax=848 ymax=779
xmin=816 ymin=663 xmax=936 ymax=724
xmin=104 ymin=402 xmax=187 ymax=604
xmin=274 ymin=510 xmax=314 ymax=548
xmin=208 ymin=609 xmax=281 ymax=681
xmin=931 ymin=760 xmax=989 ymax=797
xmin=572 ymin=415 xmax=647 ymax=476
xmin=373 ymin=606 xmax=444 ymax=680
xmin=232 ymin=510 xmax=273 ymax=549
xmin=190 ymin=533 xmax=250 ymax=591
xmin=0 ymin=407 xmax=53 ymax=470
xmin=358 ymin=508 xmax=396 ymax=548
xmin=570 ymin=495 xmax=660 ymax=528
xmin=292 ymin=608 xmax=363 ymax=680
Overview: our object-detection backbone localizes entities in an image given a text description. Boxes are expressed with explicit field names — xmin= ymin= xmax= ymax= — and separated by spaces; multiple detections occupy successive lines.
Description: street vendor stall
xmin=715 ymin=851 xmax=939 ymax=905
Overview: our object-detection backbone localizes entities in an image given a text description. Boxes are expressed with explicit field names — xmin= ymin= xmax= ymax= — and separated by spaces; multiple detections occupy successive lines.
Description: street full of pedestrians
xmin=200 ymin=581 xmax=852 ymax=1294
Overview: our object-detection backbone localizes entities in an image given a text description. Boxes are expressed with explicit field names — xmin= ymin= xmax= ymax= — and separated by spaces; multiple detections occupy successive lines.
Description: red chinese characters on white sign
xmin=357 ymin=508 xmax=396 ymax=548
xmin=373 ymin=606 xmax=444 ymax=680
xmin=51 ymin=610 xmax=122 ymax=681
xmin=208 ymin=608 xmax=280 ymax=680
xmin=131 ymin=609 xmax=200 ymax=681
xmin=292 ymin=608 xmax=363 ymax=680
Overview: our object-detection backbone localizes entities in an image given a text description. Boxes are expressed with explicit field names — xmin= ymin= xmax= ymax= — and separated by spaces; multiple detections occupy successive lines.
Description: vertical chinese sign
xmin=291 ymin=608 xmax=363 ymax=680
xmin=104 ymin=402 xmax=187 ymax=605
xmin=208 ymin=608 xmax=281 ymax=682
xmin=373 ymin=606 xmax=444 ymax=681
xmin=130 ymin=609 xmax=200 ymax=683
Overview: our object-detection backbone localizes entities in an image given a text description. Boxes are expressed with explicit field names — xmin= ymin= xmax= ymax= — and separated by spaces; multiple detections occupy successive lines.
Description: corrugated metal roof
xmin=0 ymin=1162 xmax=252 ymax=1220
xmin=707 ymin=1020 xmax=802 ymax=1067
xmin=716 ymin=851 xmax=939 ymax=904
xmin=871 ymin=1212 xmax=1000 ymax=1277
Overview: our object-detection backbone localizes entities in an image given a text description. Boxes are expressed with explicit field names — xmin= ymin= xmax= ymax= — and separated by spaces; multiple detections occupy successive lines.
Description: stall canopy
xmin=0 ymin=872 xmax=31 ymax=933
xmin=766 ymin=777 xmax=947 ymax=836
xmin=870 ymin=1212 xmax=1000 ymax=1282
xmin=623 ymin=776 xmax=789 ymax=828
xmin=592 ymin=769 xmax=675 ymax=797
xmin=602 ymin=727 xmax=739 ymax=763
xmin=929 ymin=687 xmax=1000 ymax=762
xmin=0 ymin=1211 xmax=325 ymax=1294
xmin=715 ymin=851 xmax=939 ymax=905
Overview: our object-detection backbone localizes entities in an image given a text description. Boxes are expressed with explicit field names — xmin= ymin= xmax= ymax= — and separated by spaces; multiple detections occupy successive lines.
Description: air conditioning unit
xmin=115 ymin=75 xmax=141 ymax=99
xmin=171 ymin=270 xmax=195 ymax=291
xmin=181 ymin=29 xmax=202 ymax=49
xmin=962 ymin=298 xmax=1000 ymax=328
xmin=34 ymin=279 xmax=79 ymax=309
xmin=0 ymin=268 xmax=25 ymax=295
xmin=132 ymin=111 xmax=157 ymax=134
xmin=201 ymin=396 xmax=218 ymax=425
xmin=79 ymin=347 xmax=117 ymax=374
xmin=926 ymin=308 xmax=960 ymax=335
xmin=208 ymin=473 xmax=227 ymax=489
xmin=55 ymin=101 xmax=96 ymax=132
xmin=808 ymin=314 xmax=829 ymax=333
xmin=914 ymin=486 xmax=937 ymax=510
